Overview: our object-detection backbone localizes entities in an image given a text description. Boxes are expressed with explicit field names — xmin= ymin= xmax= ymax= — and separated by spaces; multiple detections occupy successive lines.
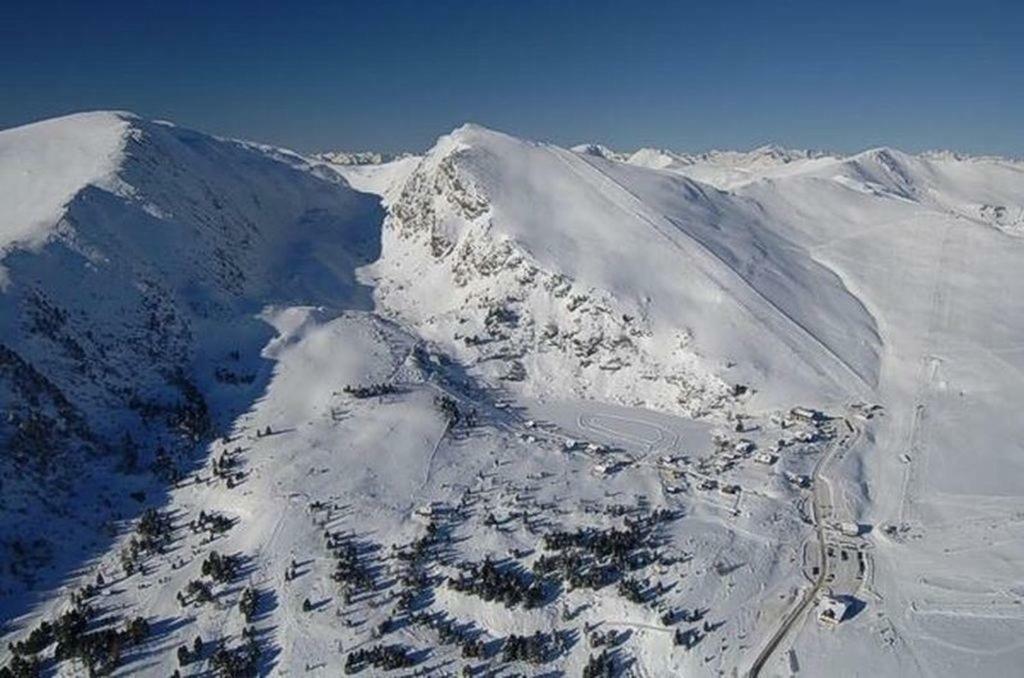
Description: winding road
xmin=746 ymin=416 xmax=864 ymax=677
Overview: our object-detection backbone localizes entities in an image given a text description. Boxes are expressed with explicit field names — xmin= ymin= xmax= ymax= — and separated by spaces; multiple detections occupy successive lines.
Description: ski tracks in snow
xmin=551 ymin=146 xmax=873 ymax=395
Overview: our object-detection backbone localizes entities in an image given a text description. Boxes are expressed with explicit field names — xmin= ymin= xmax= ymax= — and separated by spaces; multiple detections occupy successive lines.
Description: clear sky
xmin=1 ymin=0 xmax=1020 ymax=155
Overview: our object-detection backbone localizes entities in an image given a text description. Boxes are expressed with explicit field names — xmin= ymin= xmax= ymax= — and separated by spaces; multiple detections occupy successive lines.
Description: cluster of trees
xmin=175 ymin=636 xmax=204 ymax=667
xmin=214 ymin=366 xmax=255 ymax=385
xmin=388 ymin=523 xmax=448 ymax=620
xmin=51 ymin=616 xmax=149 ymax=675
xmin=201 ymin=551 xmax=239 ymax=583
xmin=178 ymin=630 xmax=262 ymax=676
xmin=484 ymin=304 xmax=518 ymax=328
xmin=673 ymin=627 xmax=703 ymax=650
xmin=534 ymin=551 xmax=618 ymax=592
xmin=149 ymin=446 xmax=180 ymax=483
xmin=117 ymin=431 xmax=140 ymax=471
xmin=393 ymin=519 xmax=447 ymax=569
xmin=501 ymin=631 xmax=555 ymax=665
xmin=190 ymin=509 xmax=234 ymax=536
xmin=447 ymin=558 xmax=547 ymax=609
xmin=0 ymin=654 xmax=39 ymax=678
xmin=120 ymin=509 xmax=174 ymax=575
xmin=211 ymin=450 xmax=242 ymax=486
xmin=461 ymin=638 xmax=486 ymax=661
xmin=460 ymin=333 xmax=489 ymax=346
xmin=329 ymin=535 xmax=374 ymax=595
xmin=209 ymin=631 xmax=262 ymax=678
xmin=587 ymin=629 xmax=621 ymax=648
xmin=0 ymin=342 xmax=90 ymax=473
xmin=582 ymin=649 xmax=617 ymax=678
xmin=617 ymin=576 xmax=646 ymax=604
xmin=565 ymin=563 xmax=619 ymax=592
xmin=543 ymin=524 xmax=649 ymax=564
xmin=434 ymin=395 xmax=460 ymax=426
xmin=343 ymin=383 xmax=396 ymax=399
xmin=137 ymin=508 xmax=174 ymax=544
xmin=239 ymin=587 xmax=259 ymax=622
xmin=3 ymin=605 xmax=90 ymax=676
xmin=178 ymin=579 xmax=213 ymax=607
xmin=6 ymin=411 xmax=62 ymax=472
xmin=166 ymin=369 xmax=212 ymax=442
xmin=530 ymin=521 xmax=662 ymax=597
xmin=343 ymin=644 xmax=413 ymax=674
xmin=660 ymin=606 xmax=703 ymax=626
xmin=405 ymin=612 xmax=486 ymax=660
xmin=4 ymin=609 xmax=148 ymax=678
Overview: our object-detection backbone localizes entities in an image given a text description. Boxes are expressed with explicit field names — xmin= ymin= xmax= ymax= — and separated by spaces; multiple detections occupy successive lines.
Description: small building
xmin=753 ymin=452 xmax=777 ymax=465
xmin=734 ymin=439 xmax=756 ymax=454
xmin=790 ymin=407 xmax=823 ymax=424
xmin=817 ymin=596 xmax=849 ymax=627
xmin=713 ymin=459 xmax=735 ymax=473
xmin=414 ymin=502 xmax=445 ymax=522
xmin=564 ymin=439 xmax=579 ymax=451
xmin=838 ymin=522 xmax=861 ymax=537
xmin=795 ymin=430 xmax=818 ymax=443
xmin=785 ymin=472 xmax=811 ymax=488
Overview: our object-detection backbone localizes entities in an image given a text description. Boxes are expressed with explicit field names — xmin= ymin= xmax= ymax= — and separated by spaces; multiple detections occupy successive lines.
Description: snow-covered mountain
xmin=2 ymin=112 xmax=1024 ymax=677
xmin=614 ymin=145 xmax=832 ymax=190
xmin=0 ymin=111 xmax=383 ymax=631
xmin=569 ymin=143 xmax=631 ymax=163
xmin=314 ymin=150 xmax=410 ymax=166
xmin=372 ymin=125 xmax=880 ymax=416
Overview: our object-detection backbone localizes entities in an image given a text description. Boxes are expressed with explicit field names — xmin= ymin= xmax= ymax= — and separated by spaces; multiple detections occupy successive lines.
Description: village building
xmin=817 ymin=595 xmax=850 ymax=627
xmin=790 ymin=406 xmax=823 ymax=424
xmin=838 ymin=522 xmax=861 ymax=537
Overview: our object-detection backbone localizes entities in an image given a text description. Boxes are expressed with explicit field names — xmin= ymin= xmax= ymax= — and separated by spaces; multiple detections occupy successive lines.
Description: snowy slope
xmin=570 ymin=143 xmax=631 ymax=162
xmin=326 ymin=154 xmax=421 ymax=206
xmin=0 ymin=112 xmax=130 ymax=285
xmin=624 ymin=145 xmax=835 ymax=190
xmin=361 ymin=128 xmax=1024 ymax=676
xmin=2 ymin=114 xmax=1024 ymax=678
xmin=372 ymin=125 xmax=879 ymax=415
xmin=0 ymin=111 xmax=384 ymax=633
xmin=727 ymin=148 xmax=1024 ymax=677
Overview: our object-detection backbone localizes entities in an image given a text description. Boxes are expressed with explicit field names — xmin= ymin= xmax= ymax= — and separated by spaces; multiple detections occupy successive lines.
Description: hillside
xmin=0 ymin=111 xmax=383 ymax=629
xmin=370 ymin=125 xmax=880 ymax=416
xmin=0 ymin=114 xmax=1022 ymax=677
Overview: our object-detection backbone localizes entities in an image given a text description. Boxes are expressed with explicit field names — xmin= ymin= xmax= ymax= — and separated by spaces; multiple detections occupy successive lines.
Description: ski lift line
xmin=554 ymin=147 xmax=872 ymax=393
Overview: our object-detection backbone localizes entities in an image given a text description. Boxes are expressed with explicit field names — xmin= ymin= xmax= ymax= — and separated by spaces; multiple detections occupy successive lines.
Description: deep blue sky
xmin=1 ymin=1 xmax=1020 ymax=155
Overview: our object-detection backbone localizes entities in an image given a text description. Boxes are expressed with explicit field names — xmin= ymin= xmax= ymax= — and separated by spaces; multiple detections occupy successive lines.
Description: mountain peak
xmin=0 ymin=110 xmax=134 ymax=283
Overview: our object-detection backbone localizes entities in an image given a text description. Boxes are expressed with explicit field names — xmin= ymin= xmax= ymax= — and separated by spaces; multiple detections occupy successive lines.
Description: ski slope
xmin=0 ymin=112 xmax=1023 ymax=677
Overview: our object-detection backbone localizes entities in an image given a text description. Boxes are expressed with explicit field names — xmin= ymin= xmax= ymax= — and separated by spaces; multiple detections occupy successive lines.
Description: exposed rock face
xmin=372 ymin=128 xmax=732 ymax=417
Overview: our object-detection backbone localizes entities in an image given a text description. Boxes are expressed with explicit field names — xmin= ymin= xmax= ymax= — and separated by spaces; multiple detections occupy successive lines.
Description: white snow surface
xmin=1 ymin=113 xmax=1023 ymax=677
xmin=373 ymin=125 xmax=880 ymax=415
xmin=0 ymin=111 xmax=131 ymax=285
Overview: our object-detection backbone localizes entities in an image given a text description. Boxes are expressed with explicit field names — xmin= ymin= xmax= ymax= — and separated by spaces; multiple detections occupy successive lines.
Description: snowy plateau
xmin=1 ymin=111 xmax=1023 ymax=677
